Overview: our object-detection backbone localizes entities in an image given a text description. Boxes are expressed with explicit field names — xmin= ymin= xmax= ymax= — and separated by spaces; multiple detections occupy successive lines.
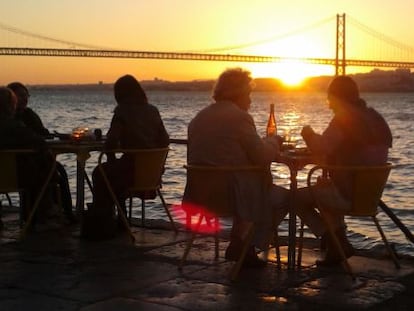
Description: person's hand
xmin=276 ymin=135 xmax=284 ymax=148
xmin=263 ymin=135 xmax=281 ymax=150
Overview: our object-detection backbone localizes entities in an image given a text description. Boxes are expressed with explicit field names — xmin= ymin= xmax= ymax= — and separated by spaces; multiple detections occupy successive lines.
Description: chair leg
xmin=229 ymin=223 xmax=255 ymax=282
xmin=186 ymin=211 xmax=192 ymax=230
xmin=141 ymin=199 xmax=145 ymax=227
xmin=6 ymin=193 xmax=13 ymax=207
xmin=179 ymin=214 xmax=204 ymax=270
xmin=273 ymin=229 xmax=282 ymax=269
xmin=20 ymin=160 xmax=57 ymax=240
xmin=297 ymin=220 xmax=305 ymax=269
xmin=373 ymin=216 xmax=400 ymax=269
xmin=318 ymin=209 xmax=355 ymax=279
xmin=214 ymin=217 xmax=219 ymax=259
xmin=324 ymin=224 xmax=355 ymax=279
xmin=158 ymin=190 xmax=177 ymax=232
xmin=97 ymin=163 xmax=135 ymax=243
xmin=128 ymin=196 xmax=133 ymax=224
xmin=55 ymin=184 xmax=62 ymax=211
xmin=19 ymin=191 xmax=26 ymax=228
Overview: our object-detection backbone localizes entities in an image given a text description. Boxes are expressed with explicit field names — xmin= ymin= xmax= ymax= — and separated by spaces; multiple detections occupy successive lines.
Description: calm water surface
xmin=11 ymin=89 xmax=414 ymax=256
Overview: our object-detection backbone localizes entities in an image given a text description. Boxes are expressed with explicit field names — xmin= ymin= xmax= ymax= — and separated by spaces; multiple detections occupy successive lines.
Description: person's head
xmin=114 ymin=74 xmax=148 ymax=105
xmin=327 ymin=76 xmax=365 ymax=113
xmin=7 ymin=82 xmax=29 ymax=112
xmin=212 ymin=68 xmax=254 ymax=111
xmin=0 ymin=87 xmax=17 ymax=118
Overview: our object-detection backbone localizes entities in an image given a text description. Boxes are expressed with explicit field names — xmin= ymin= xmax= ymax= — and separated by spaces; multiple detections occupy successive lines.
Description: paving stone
xmin=288 ymin=275 xmax=405 ymax=309
xmin=132 ymin=278 xmax=300 ymax=311
xmin=0 ymin=288 xmax=80 ymax=311
xmin=0 ymin=215 xmax=414 ymax=310
xmin=80 ymin=297 xmax=181 ymax=311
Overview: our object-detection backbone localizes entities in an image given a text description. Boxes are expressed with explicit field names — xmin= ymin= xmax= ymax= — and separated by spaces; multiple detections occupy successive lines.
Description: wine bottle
xmin=266 ymin=103 xmax=277 ymax=137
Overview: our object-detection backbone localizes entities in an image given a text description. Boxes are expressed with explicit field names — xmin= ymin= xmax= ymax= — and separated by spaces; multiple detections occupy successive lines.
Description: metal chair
xmin=307 ymin=163 xmax=399 ymax=278
xmin=97 ymin=148 xmax=176 ymax=242
xmin=178 ymin=164 xmax=269 ymax=281
xmin=0 ymin=149 xmax=57 ymax=238
xmin=0 ymin=150 xmax=28 ymax=227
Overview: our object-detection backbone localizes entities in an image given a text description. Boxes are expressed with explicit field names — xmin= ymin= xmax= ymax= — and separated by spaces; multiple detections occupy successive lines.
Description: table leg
xmin=287 ymin=168 xmax=298 ymax=270
xmin=75 ymin=150 xmax=90 ymax=217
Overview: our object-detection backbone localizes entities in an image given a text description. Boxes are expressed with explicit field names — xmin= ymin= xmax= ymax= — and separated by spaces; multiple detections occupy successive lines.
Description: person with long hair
xmin=82 ymin=74 xmax=169 ymax=240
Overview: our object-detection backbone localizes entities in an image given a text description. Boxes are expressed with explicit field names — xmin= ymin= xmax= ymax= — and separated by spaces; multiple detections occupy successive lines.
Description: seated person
xmin=0 ymin=87 xmax=60 ymax=230
xmin=82 ymin=74 xmax=169 ymax=240
xmin=185 ymin=68 xmax=290 ymax=267
xmin=295 ymin=75 xmax=393 ymax=266
xmin=7 ymin=82 xmax=75 ymax=223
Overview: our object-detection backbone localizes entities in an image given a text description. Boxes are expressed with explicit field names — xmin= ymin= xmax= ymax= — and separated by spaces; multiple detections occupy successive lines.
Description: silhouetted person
xmin=0 ymin=86 xmax=58 ymax=230
xmin=7 ymin=82 xmax=75 ymax=223
xmin=185 ymin=68 xmax=290 ymax=267
xmin=296 ymin=75 xmax=393 ymax=265
xmin=82 ymin=74 xmax=169 ymax=240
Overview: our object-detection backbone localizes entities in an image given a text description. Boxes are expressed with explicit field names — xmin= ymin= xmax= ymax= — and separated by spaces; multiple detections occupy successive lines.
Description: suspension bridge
xmin=1 ymin=14 xmax=414 ymax=75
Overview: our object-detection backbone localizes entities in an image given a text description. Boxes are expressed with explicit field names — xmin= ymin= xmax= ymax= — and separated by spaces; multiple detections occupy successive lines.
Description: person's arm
xmin=301 ymin=119 xmax=344 ymax=158
xmin=23 ymin=108 xmax=50 ymax=137
xmin=104 ymin=113 xmax=122 ymax=163
xmin=154 ymin=107 xmax=170 ymax=147
xmin=239 ymin=113 xmax=278 ymax=166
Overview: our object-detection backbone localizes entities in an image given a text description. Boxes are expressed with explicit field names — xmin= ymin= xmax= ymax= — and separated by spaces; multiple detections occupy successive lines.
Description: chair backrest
xmin=308 ymin=163 xmax=392 ymax=217
xmin=348 ymin=163 xmax=392 ymax=216
xmin=130 ymin=148 xmax=169 ymax=191
xmin=182 ymin=165 xmax=264 ymax=217
xmin=0 ymin=151 xmax=18 ymax=191
xmin=0 ymin=149 xmax=34 ymax=192
xmin=99 ymin=148 xmax=169 ymax=192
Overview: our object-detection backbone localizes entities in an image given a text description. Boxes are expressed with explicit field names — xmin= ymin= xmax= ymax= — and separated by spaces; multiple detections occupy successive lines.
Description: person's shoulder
xmin=145 ymin=103 xmax=161 ymax=113
xmin=24 ymin=107 xmax=39 ymax=116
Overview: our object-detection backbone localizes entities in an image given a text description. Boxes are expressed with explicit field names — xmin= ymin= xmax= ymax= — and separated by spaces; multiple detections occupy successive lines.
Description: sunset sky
xmin=1 ymin=0 xmax=413 ymax=85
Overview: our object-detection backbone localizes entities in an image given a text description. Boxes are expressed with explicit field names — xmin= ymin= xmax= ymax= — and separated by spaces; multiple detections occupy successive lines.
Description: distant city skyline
xmin=1 ymin=1 xmax=414 ymax=85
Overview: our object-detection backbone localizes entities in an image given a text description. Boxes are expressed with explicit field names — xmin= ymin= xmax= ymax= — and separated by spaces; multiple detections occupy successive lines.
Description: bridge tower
xmin=335 ymin=13 xmax=346 ymax=76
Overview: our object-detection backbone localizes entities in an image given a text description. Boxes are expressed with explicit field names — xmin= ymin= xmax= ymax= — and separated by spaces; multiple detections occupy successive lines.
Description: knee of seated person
xmin=269 ymin=184 xmax=289 ymax=205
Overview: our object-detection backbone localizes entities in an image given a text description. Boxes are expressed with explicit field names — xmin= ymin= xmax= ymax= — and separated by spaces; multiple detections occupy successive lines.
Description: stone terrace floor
xmin=1 ymin=210 xmax=414 ymax=311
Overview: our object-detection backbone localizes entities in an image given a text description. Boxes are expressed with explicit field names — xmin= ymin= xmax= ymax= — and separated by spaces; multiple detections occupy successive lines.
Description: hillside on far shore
xmin=30 ymin=68 xmax=414 ymax=93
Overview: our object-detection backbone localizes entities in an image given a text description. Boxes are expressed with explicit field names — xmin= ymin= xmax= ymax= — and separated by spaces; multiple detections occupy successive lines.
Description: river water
xmin=8 ymin=88 xmax=414 ymax=257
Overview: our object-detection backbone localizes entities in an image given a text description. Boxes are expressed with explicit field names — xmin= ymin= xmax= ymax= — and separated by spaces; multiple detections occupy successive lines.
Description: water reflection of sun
xmin=280 ymin=110 xmax=301 ymax=142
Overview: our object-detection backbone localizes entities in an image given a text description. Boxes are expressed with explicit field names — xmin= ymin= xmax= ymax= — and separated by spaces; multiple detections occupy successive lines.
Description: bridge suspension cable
xmin=183 ymin=15 xmax=335 ymax=53
xmin=347 ymin=16 xmax=414 ymax=53
xmin=1 ymin=15 xmax=414 ymax=70
xmin=0 ymin=21 xmax=111 ymax=50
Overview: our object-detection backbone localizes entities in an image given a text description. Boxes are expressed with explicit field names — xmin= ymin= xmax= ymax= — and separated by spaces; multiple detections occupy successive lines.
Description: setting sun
xmin=247 ymin=62 xmax=333 ymax=87
xmin=243 ymin=32 xmax=334 ymax=86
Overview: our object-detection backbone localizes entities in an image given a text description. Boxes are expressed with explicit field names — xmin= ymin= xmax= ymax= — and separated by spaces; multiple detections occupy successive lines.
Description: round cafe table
xmin=46 ymin=138 xmax=104 ymax=217
xmin=277 ymin=148 xmax=317 ymax=270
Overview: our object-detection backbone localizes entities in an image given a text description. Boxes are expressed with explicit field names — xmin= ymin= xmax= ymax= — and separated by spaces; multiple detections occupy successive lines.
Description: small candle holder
xmin=94 ymin=128 xmax=102 ymax=141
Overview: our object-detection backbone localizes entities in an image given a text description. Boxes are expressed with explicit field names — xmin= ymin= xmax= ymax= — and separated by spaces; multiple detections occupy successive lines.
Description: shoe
xmin=225 ymin=241 xmax=267 ymax=268
xmin=242 ymin=247 xmax=267 ymax=268
xmin=225 ymin=239 xmax=243 ymax=261
xmin=316 ymin=229 xmax=355 ymax=266
xmin=316 ymin=245 xmax=354 ymax=266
